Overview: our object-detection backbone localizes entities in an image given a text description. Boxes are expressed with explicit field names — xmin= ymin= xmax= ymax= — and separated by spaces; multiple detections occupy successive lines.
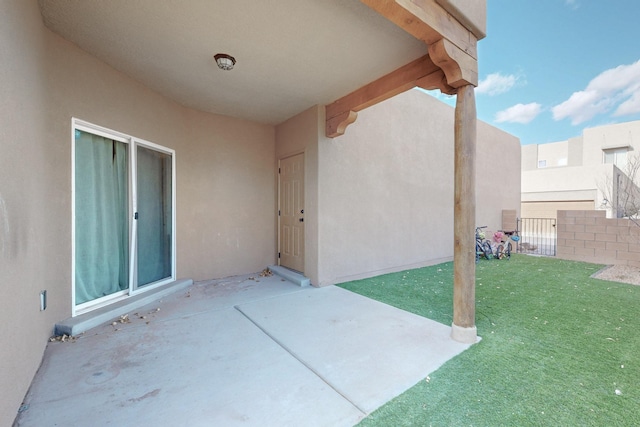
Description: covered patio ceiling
xmin=38 ymin=0 xmax=430 ymax=125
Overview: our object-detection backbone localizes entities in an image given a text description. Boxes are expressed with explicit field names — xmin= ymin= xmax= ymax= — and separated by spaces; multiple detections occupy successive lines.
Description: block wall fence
xmin=556 ymin=210 xmax=640 ymax=268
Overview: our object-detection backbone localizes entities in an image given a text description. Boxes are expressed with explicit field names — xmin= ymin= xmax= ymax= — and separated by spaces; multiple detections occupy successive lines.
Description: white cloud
xmin=477 ymin=73 xmax=518 ymax=96
xmin=565 ymin=0 xmax=579 ymax=9
xmin=615 ymin=90 xmax=640 ymax=116
xmin=552 ymin=60 xmax=640 ymax=125
xmin=551 ymin=90 xmax=612 ymax=125
xmin=495 ymin=103 xmax=542 ymax=124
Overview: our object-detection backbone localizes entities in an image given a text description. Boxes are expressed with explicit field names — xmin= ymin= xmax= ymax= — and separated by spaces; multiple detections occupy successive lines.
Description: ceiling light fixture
xmin=214 ymin=53 xmax=236 ymax=71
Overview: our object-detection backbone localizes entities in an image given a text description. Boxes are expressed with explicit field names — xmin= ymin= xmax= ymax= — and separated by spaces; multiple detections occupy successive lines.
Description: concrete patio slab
xmin=237 ymin=286 xmax=473 ymax=414
xmin=15 ymin=273 xmax=475 ymax=426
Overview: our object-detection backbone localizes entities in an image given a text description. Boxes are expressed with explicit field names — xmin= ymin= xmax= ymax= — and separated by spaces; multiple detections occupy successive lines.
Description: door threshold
xmin=269 ymin=265 xmax=310 ymax=287
xmin=55 ymin=279 xmax=193 ymax=336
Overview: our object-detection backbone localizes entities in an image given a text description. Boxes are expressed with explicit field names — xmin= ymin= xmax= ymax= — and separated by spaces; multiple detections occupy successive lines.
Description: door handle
xmin=299 ymin=218 xmax=304 ymax=222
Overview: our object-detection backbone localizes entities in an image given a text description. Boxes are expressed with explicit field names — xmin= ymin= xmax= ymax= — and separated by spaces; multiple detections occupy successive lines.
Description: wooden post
xmin=451 ymin=84 xmax=477 ymax=343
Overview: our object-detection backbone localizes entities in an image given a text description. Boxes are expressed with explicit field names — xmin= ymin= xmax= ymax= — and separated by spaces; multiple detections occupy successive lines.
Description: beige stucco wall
xmin=476 ymin=118 xmax=521 ymax=230
xmin=521 ymin=144 xmax=538 ymax=171
xmin=315 ymin=89 xmax=520 ymax=286
xmin=522 ymin=164 xmax=612 ymax=197
xmin=521 ymin=164 xmax=613 ymax=217
xmin=537 ymin=141 xmax=568 ymax=167
xmin=1 ymin=2 xmax=52 ymax=424
xmin=567 ymin=137 xmax=583 ymax=166
xmin=1 ymin=2 xmax=275 ymax=423
xmin=176 ymin=110 xmax=275 ymax=280
xmin=582 ymin=121 xmax=640 ymax=166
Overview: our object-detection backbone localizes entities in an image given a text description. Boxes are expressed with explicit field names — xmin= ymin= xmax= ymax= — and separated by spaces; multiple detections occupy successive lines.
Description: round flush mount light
xmin=214 ymin=53 xmax=236 ymax=71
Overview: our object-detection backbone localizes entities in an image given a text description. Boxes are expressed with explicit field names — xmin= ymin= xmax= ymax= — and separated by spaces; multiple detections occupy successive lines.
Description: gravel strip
xmin=592 ymin=264 xmax=640 ymax=286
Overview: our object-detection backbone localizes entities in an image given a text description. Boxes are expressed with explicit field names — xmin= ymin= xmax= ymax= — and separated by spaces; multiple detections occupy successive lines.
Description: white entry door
xmin=279 ymin=153 xmax=305 ymax=272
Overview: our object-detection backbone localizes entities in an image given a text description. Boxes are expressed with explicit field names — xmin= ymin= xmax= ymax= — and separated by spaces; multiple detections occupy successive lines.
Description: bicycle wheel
xmin=496 ymin=244 xmax=504 ymax=260
xmin=475 ymin=242 xmax=481 ymax=263
xmin=482 ymin=241 xmax=493 ymax=259
xmin=506 ymin=242 xmax=512 ymax=259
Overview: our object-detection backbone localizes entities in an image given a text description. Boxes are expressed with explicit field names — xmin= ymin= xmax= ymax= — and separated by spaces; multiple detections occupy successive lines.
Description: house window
xmin=603 ymin=147 xmax=628 ymax=168
xmin=538 ymin=160 xmax=547 ymax=168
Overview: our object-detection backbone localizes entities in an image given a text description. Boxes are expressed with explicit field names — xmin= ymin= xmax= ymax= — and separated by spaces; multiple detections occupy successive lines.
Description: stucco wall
xmin=521 ymin=144 xmax=538 ymax=171
xmin=537 ymin=141 xmax=568 ymax=167
xmin=582 ymin=121 xmax=640 ymax=167
xmin=567 ymin=137 xmax=583 ymax=167
xmin=1 ymin=2 xmax=52 ymax=424
xmin=177 ymin=110 xmax=275 ymax=279
xmin=476 ymin=118 xmax=521 ymax=229
xmin=521 ymin=164 xmax=612 ymax=209
xmin=522 ymin=164 xmax=612 ymax=195
xmin=1 ymin=2 xmax=275 ymax=423
xmin=316 ymin=89 xmax=520 ymax=286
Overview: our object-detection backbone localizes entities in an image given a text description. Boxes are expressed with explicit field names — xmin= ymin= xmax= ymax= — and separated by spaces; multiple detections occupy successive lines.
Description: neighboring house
xmin=1 ymin=1 xmax=519 ymax=424
xmin=521 ymin=120 xmax=640 ymax=219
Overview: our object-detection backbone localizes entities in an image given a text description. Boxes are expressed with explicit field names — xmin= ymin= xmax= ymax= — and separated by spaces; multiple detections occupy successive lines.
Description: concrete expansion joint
xmin=234 ymin=305 xmax=367 ymax=416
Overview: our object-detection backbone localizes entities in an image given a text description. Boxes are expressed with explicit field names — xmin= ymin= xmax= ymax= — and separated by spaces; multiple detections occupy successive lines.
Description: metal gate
xmin=517 ymin=218 xmax=557 ymax=256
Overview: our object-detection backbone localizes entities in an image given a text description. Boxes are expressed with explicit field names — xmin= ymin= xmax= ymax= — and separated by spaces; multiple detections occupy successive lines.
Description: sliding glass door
xmin=73 ymin=120 xmax=175 ymax=315
xmin=136 ymin=145 xmax=173 ymax=287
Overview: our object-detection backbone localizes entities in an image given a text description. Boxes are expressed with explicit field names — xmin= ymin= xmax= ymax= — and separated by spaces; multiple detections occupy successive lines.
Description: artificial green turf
xmin=339 ymin=255 xmax=640 ymax=426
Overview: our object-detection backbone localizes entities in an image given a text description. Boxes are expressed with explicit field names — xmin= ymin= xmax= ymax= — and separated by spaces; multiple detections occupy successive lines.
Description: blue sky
xmin=429 ymin=0 xmax=640 ymax=145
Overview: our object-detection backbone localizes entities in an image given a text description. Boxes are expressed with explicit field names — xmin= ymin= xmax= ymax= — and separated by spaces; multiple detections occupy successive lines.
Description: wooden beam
xmin=325 ymin=54 xmax=453 ymax=138
xmin=361 ymin=0 xmax=477 ymax=59
xmin=416 ymin=68 xmax=455 ymax=94
xmin=451 ymin=83 xmax=477 ymax=344
xmin=428 ymin=38 xmax=478 ymax=87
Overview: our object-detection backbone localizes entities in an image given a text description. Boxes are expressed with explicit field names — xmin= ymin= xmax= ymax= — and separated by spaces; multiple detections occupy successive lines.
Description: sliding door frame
xmin=71 ymin=118 xmax=176 ymax=316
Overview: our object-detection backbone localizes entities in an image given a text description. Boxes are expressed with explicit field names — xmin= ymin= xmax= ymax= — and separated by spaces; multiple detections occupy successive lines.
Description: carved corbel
xmin=416 ymin=69 xmax=456 ymax=95
xmin=326 ymin=111 xmax=358 ymax=139
xmin=428 ymin=38 xmax=478 ymax=88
